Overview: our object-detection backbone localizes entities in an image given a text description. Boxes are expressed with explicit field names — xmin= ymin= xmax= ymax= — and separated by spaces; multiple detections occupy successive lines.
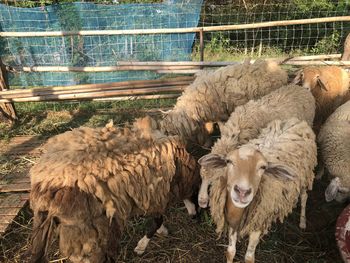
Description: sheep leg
xmin=198 ymin=178 xmax=210 ymax=208
xmin=299 ymin=188 xmax=308 ymax=229
xmin=244 ymin=231 xmax=261 ymax=263
xmin=315 ymin=163 xmax=324 ymax=180
xmin=134 ymin=215 xmax=164 ymax=255
xmin=225 ymin=227 xmax=237 ymax=263
xmin=183 ymin=199 xmax=197 ymax=217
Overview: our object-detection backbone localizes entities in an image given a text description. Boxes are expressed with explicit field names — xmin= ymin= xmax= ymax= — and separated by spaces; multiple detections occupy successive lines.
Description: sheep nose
xmin=234 ymin=185 xmax=252 ymax=198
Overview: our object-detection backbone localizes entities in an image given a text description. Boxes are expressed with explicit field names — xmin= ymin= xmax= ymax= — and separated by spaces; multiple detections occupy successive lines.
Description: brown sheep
xmin=29 ymin=116 xmax=199 ymax=262
xmin=292 ymin=65 xmax=349 ymax=133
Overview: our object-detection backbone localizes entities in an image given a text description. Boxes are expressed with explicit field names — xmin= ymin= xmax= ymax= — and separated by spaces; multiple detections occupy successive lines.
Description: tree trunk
xmin=341 ymin=33 xmax=350 ymax=61
xmin=0 ymin=58 xmax=17 ymax=123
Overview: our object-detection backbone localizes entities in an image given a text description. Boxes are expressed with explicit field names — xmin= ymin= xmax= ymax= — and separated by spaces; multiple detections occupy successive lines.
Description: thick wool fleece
xmin=161 ymin=59 xmax=288 ymax=146
xmin=210 ymin=118 xmax=317 ymax=236
xmin=201 ymin=84 xmax=315 ymax=183
xmin=29 ymin=116 xmax=198 ymax=262
xmin=318 ymin=100 xmax=350 ymax=187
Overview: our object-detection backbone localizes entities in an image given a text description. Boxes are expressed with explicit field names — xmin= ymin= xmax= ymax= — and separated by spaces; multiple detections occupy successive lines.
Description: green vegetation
xmin=0 ymin=99 xmax=175 ymax=139
xmin=3 ymin=0 xmax=162 ymax=8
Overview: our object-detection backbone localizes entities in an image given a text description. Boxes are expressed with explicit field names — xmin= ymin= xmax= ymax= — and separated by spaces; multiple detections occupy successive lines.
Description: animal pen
xmin=0 ymin=0 xmax=350 ymax=262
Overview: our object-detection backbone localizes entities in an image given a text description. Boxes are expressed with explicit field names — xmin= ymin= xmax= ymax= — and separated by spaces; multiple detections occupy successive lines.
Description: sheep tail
xmin=28 ymin=211 xmax=56 ymax=263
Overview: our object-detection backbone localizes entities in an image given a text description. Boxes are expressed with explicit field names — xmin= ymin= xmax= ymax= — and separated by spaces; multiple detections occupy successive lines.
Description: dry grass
xmin=0 ymin=100 xmax=346 ymax=263
xmin=0 ymin=184 xmax=345 ymax=263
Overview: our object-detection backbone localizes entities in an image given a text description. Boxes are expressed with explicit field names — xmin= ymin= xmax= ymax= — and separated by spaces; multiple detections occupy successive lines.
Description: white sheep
xmin=292 ymin=65 xmax=350 ymax=133
xmin=160 ymin=59 xmax=288 ymax=147
xmin=28 ymin=116 xmax=200 ymax=262
xmin=198 ymin=84 xmax=315 ymax=211
xmin=199 ymin=118 xmax=317 ymax=263
xmin=318 ymin=100 xmax=350 ymax=202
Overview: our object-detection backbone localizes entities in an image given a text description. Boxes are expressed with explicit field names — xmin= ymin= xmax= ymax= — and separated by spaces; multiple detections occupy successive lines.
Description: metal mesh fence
xmin=198 ymin=1 xmax=350 ymax=57
xmin=0 ymin=0 xmax=349 ymax=87
xmin=0 ymin=0 xmax=203 ymax=86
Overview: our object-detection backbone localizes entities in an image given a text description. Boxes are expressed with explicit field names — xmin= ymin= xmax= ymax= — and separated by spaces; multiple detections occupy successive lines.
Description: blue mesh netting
xmin=0 ymin=0 xmax=203 ymax=87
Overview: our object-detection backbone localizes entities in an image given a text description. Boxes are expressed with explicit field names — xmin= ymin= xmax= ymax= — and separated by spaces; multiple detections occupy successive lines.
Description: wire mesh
xmin=198 ymin=1 xmax=350 ymax=57
xmin=0 ymin=0 xmax=203 ymax=86
xmin=0 ymin=0 xmax=349 ymax=87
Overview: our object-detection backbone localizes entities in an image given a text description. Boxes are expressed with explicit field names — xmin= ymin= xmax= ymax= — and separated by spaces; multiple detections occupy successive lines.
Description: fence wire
xmin=0 ymin=0 xmax=202 ymax=86
xmin=199 ymin=1 xmax=350 ymax=56
xmin=0 ymin=0 xmax=349 ymax=87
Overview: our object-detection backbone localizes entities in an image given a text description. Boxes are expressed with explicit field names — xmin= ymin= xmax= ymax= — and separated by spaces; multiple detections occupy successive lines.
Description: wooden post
xmin=199 ymin=28 xmax=204 ymax=68
xmin=0 ymin=58 xmax=17 ymax=123
xmin=341 ymin=33 xmax=350 ymax=61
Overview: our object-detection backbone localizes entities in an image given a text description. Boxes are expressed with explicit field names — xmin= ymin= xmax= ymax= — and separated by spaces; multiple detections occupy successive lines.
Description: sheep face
xmin=199 ymin=145 xmax=298 ymax=209
xmin=199 ymin=146 xmax=267 ymax=208
xmin=293 ymin=68 xmax=327 ymax=93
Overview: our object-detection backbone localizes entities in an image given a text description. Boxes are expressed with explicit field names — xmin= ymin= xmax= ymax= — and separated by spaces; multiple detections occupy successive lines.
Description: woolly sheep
xmin=160 ymin=59 xmax=288 ymax=148
xmin=292 ymin=66 xmax=350 ymax=132
xmin=318 ymin=100 xmax=350 ymax=202
xmin=198 ymin=84 xmax=316 ymax=211
xmin=29 ymin=116 xmax=199 ymax=262
xmin=199 ymin=118 xmax=317 ymax=263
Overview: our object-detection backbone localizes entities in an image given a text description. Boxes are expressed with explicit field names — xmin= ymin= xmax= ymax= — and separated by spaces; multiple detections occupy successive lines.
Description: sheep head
xmin=293 ymin=67 xmax=329 ymax=93
xmin=198 ymin=145 xmax=297 ymax=209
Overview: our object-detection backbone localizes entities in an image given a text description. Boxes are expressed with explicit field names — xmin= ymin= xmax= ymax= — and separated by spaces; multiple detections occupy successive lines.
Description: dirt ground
xmin=0 ymin=178 xmax=346 ymax=263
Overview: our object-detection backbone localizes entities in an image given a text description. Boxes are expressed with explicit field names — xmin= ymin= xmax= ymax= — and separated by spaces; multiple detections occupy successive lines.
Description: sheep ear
xmin=198 ymin=154 xmax=228 ymax=169
xmin=292 ymin=70 xmax=303 ymax=85
xmin=325 ymin=177 xmax=340 ymax=202
xmin=317 ymin=76 xmax=328 ymax=91
xmin=265 ymin=162 xmax=297 ymax=181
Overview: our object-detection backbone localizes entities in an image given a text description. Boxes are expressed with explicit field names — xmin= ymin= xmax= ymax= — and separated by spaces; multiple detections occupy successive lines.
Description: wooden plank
xmin=0 ymin=183 xmax=30 ymax=193
xmin=0 ymin=76 xmax=194 ymax=96
xmin=0 ymin=192 xmax=29 ymax=233
xmin=14 ymin=65 xmax=198 ymax=72
xmin=0 ymin=81 xmax=191 ymax=99
xmin=0 ymin=85 xmax=187 ymax=103
xmin=0 ymin=57 xmax=17 ymax=122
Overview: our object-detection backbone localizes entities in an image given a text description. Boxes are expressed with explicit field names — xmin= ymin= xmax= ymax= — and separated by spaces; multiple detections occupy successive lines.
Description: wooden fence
xmin=0 ymin=16 xmax=350 ymax=122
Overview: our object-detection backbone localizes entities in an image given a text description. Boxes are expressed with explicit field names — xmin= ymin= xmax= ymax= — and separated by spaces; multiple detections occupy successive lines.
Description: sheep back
xmin=318 ymin=100 xmax=350 ymax=187
xmin=210 ymin=118 xmax=317 ymax=236
xmin=30 ymin=117 xmax=197 ymax=227
xmin=201 ymin=84 xmax=315 ymax=183
xmin=161 ymin=59 xmax=288 ymax=145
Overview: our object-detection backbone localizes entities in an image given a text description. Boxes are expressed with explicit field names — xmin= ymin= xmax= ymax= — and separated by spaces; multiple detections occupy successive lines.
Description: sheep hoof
xmin=134 ymin=247 xmax=146 ymax=256
xmin=299 ymin=221 xmax=306 ymax=230
xmin=225 ymin=249 xmax=235 ymax=263
xmin=134 ymin=236 xmax=150 ymax=255
xmin=245 ymin=258 xmax=255 ymax=263
xmin=198 ymin=198 xmax=208 ymax=208
xmin=156 ymin=224 xmax=169 ymax=236
xmin=183 ymin=199 xmax=197 ymax=216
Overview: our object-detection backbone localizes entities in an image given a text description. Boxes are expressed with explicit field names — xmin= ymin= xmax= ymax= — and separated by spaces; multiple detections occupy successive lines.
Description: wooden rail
xmin=0 ymin=16 xmax=349 ymax=37
xmin=9 ymin=54 xmax=344 ymax=73
xmin=0 ymin=77 xmax=193 ymax=103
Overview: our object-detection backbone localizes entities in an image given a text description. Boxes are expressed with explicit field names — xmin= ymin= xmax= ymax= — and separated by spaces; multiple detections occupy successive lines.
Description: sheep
xmin=198 ymin=84 xmax=316 ymax=212
xmin=160 ymin=59 xmax=288 ymax=148
xmin=28 ymin=116 xmax=200 ymax=263
xmin=317 ymin=100 xmax=350 ymax=202
xmin=198 ymin=118 xmax=317 ymax=263
xmin=292 ymin=65 xmax=350 ymax=132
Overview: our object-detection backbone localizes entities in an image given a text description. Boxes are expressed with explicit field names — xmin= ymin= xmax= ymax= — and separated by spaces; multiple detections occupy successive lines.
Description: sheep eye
xmin=226 ymin=159 xmax=234 ymax=165
xmin=260 ymin=165 xmax=267 ymax=170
